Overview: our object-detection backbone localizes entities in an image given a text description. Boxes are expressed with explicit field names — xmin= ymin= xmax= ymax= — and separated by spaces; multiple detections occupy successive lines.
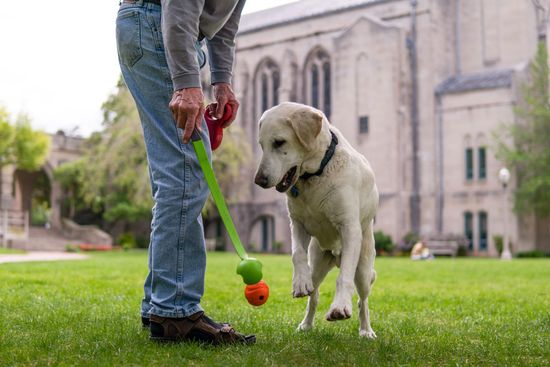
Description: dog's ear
xmin=288 ymin=108 xmax=323 ymax=150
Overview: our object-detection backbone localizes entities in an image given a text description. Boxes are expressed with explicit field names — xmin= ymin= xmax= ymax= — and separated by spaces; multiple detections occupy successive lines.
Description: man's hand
xmin=169 ymin=87 xmax=205 ymax=143
xmin=212 ymin=83 xmax=239 ymax=128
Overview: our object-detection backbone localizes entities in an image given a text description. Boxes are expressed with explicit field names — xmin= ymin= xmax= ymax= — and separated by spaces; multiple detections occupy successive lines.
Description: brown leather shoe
xmin=149 ymin=311 xmax=256 ymax=345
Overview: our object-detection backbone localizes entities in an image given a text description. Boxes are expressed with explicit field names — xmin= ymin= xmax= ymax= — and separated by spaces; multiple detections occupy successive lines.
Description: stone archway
xmin=12 ymin=162 xmax=62 ymax=229
xmin=226 ymin=200 xmax=291 ymax=253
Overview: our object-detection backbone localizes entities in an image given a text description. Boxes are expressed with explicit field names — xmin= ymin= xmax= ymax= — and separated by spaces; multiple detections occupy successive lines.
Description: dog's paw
xmin=292 ymin=276 xmax=313 ymax=298
xmin=297 ymin=322 xmax=313 ymax=332
xmin=359 ymin=329 xmax=377 ymax=339
xmin=326 ymin=302 xmax=352 ymax=321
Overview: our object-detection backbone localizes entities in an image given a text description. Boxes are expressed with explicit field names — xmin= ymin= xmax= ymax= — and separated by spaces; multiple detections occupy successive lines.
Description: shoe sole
xmin=150 ymin=335 xmax=256 ymax=345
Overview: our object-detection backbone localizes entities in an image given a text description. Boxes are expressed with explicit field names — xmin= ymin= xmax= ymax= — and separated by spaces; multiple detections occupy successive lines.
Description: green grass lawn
xmin=0 ymin=247 xmax=26 ymax=254
xmin=0 ymin=252 xmax=548 ymax=366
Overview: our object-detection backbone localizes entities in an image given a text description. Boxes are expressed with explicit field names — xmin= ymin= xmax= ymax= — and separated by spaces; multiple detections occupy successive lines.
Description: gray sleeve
xmin=161 ymin=0 xmax=204 ymax=90
xmin=205 ymin=0 xmax=246 ymax=85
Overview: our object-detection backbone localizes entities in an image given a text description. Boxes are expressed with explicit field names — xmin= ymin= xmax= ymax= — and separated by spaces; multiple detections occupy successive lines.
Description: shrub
xmin=271 ymin=241 xmax=285 ymax=253
xmin=457 ymin=245 xmax=468 ymax=257
xmin=135 ymin=235 xmax=149 ymax=249
xmin=65 ymin=244 xmax=80 ymax=253
xmin=117 ymin=232 xmax=136 ymax=251
xmin=493 ymin=235 xmax=503 ymax=255
xmin=516 ymin=250 xmax=549 ymax=258
xmin=374 ymin=230 xmax=394 ymax=255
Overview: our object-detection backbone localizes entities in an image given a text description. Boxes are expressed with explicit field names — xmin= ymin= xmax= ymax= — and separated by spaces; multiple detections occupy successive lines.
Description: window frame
xmin=359 ymin=116 xmax=369 ymax=134
xmin=465 ymin=148 xmax=474 ymax=181
xmin=304 ymin=48 xmax=331 ymax=118
xmin=478 ymin=211 xmax=488 ymax=251
xmin=464 ymin=211 xmax=473 ymax=251
xmin=478 ymin=146 xmax=487 ymax=180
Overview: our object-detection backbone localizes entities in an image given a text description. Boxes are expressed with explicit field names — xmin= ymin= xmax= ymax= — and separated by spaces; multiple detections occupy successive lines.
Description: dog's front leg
xmin=327 ymin=217 xmax=362 ymax=321
xmin=291 ymin=219 xmax=313 ymax=297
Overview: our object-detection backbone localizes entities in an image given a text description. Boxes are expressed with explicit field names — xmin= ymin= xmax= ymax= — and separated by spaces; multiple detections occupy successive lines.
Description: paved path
xmin=0 ymin=251 xmax=88 ymax=264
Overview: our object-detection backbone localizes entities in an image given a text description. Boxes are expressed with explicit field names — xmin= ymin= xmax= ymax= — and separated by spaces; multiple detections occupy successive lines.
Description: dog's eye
xmin=273 ymin=139 xmax=286 ymax=149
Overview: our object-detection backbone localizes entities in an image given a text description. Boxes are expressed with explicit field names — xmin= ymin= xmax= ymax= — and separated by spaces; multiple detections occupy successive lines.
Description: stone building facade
xmin=0 ymin=132 xmax=84 ymax=230
xmin=215 ymin=0 xmax=550 ymax=255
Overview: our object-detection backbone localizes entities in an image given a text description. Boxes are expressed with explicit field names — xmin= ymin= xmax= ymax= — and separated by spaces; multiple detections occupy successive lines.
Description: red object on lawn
xmin=204 ymin=104 xmax=232 ymax=151
xmin=78 ymin=244 xmax=112 ymax=252
xmin=244 ymin=280 xmax=269 ymax=306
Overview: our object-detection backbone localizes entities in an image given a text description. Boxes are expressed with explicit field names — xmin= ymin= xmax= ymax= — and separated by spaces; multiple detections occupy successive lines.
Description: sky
xmin=0 ymin=0 xmax=296 ymax=137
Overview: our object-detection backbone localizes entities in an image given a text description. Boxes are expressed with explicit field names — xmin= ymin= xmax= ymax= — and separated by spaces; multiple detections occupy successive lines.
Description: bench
xmin=426 ymin=239 xmax=459 ymax=256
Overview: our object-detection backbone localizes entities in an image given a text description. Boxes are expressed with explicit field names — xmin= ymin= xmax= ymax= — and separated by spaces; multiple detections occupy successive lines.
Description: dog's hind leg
xmin=354 ymin=221 xmax=377 ymax=339
xmin=298 ymin=239 xmax=334 ymax=332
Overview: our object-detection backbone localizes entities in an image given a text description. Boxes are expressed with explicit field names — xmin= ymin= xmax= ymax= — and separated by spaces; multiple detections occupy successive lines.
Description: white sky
xmin=0 ymin=0 xmax=296 ymax=137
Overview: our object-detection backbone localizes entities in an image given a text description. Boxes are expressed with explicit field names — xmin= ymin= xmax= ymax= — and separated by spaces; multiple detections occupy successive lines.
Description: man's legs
xmin=116 ymin=1 xmax=211 ymax=319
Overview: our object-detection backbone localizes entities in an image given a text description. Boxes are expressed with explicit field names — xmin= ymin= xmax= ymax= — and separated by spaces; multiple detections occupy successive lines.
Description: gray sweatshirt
xmin=161 ymin=0 xmax=246 ymax=91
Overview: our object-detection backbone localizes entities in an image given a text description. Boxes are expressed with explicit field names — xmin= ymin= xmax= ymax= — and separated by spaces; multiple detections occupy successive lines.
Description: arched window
xmin=304 ymin=48 xmax=331 ymax=118
xmin=254 ymin=59 xmax=281 ymax=120
xmin=478 ymin=211 xmax=488 ymax=251
xmin=476 ymin=134 xmax=487 ymax=180
xmin=464 ymin=211 xmax=473 ymax=251
xmin=464 ymin=135 xmax=473 ymax=181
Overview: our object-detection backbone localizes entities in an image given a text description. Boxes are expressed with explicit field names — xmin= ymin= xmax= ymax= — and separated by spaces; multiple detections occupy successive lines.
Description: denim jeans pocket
xmin=116 ymin=9 xmax=143 ymax=67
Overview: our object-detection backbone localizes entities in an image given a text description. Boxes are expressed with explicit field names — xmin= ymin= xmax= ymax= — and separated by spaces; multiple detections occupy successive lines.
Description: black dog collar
xmin=300 ymin=130 xmax=339 ymax=180
xmin=290 ymin=130 xmax=338 ymax=197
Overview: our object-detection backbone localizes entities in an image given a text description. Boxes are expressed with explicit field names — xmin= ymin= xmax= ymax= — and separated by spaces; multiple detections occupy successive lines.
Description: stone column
xmin=0 ymin=165 xmax=15 ymax=210
xmin=49 ymin=181 xmax=62 ymax=230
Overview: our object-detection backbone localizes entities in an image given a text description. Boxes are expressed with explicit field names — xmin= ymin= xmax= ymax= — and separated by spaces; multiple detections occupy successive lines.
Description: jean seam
xmin=173 ymin=148 xmax=189 ymax=313
xmin=144 ymin=6 xmax=172 ymax=91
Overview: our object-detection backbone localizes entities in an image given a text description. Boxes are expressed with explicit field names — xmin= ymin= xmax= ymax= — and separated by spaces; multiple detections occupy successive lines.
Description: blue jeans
xmin=116 ymin=1 xmax=211 ymax=318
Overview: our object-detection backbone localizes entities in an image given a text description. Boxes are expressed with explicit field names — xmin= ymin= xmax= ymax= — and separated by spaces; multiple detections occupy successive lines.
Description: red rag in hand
xmin=204 ymin=104 xmax=232 ymax=151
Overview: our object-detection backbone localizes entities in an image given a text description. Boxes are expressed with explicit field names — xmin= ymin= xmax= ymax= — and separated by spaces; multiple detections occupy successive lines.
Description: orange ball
xmin=244 ymin=280 xmax=269 ymax=306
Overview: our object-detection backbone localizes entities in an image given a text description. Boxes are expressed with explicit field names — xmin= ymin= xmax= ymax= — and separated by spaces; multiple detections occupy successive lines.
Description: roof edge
xmin=238 ymin=0 xmax=395 ymax=36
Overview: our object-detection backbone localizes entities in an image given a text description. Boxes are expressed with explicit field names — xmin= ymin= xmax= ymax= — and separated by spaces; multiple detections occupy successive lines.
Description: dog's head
xmin=254 ymin=102 xmax=328 ymax=192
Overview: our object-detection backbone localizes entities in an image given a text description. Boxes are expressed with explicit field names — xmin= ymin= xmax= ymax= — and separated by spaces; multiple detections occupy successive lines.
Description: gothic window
xmin=478 ymin=147 xmax=487 ymax=180
xmin=465 ymin=148 xmax=474 ymax=181
xmin=261 ymin=74 xmax=268 ymax=113
xmin=272 ymin=70 xmax=280 ymax=106
xmin=464 ymin=211 xmax=473 ymax=251
xmin=305 ymin=48 xmax=331 ymax=118
xmin=311 ymin=64 xmax=319 ymax=109
xmin=255 ymin=59 xmax=281 ymax=119
xmin=478 ymin=211 xmax=488 ymax=251
xmin=323 ymin=61 xmax=331 ymax=117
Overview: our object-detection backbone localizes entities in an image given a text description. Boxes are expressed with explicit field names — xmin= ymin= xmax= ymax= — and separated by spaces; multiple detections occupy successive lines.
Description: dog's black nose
xmin=254 ymin=172 xmax=269 ymax=188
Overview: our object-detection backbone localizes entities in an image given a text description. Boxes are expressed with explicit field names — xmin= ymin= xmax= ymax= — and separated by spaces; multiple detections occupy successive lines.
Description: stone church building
xmin=212 ymin=0 xmax=550 ymax=256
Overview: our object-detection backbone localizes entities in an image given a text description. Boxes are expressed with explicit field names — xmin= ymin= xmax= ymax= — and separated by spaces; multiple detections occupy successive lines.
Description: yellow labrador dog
xmin=254 ymin=102 xmax=379 ymax=338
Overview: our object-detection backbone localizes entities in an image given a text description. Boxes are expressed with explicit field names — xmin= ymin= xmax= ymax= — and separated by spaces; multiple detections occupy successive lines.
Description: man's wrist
xmin=172 ymin=73 xmax=202 ymax=91
xmin=210 ymin=71 xmax=232 ymax=85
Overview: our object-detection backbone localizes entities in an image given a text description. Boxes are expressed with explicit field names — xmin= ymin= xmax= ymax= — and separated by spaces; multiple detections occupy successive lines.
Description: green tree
xmin=0 ymin=108 xmax=15 ymax=163
xmin=78 ymin=78 xmax=152 ymax=227
xmin=54 ymin=159 xmax=86 ymax=219
xmin=0 ymin=107 xmax=50 ymax=209
xmin=12 ymin=114 xmax=51 ymax=171
xmin=495 ymin=42 xmax=550 ymax=217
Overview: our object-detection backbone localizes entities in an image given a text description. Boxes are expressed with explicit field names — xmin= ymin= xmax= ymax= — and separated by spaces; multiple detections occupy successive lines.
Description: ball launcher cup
xmin=190 ymin=104 xmax=269 ymax=307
